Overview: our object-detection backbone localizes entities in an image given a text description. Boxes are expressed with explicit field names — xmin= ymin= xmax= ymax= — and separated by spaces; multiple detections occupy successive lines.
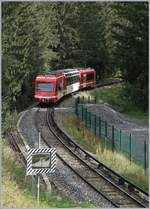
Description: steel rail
xmin=33 ymin=107 xmax=112 ymax=206
xmin=7 ymin=132 xmax=27 ymax=166
xmin=33 ymin=108 xmax=118 ymax=207
xmin=7 ymin=102 xmax=40 ymax=167
xmin=45 ymin=108 xmax=148 ymax=208
xmin=13 ymin=79 xmax=146 ymax=208
xmin=52 ymin=109 xmax=148 ymax=196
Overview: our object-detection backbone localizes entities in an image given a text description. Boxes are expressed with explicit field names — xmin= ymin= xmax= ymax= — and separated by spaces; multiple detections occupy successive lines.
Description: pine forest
xmin=2 ymin=2 xmax=148 ymax=132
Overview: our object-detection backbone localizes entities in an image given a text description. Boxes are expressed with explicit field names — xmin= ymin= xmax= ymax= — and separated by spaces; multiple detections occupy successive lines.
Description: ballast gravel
xmin=18 ymin=108 xmax=114 ymax=208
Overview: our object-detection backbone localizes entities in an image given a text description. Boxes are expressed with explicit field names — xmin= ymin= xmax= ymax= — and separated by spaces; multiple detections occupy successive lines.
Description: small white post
xmin=37 ymin=131 xmax=41 ymax=206
xmin=38 ymin=131 xmax=41 ymax=148
xmin=37 ymin=175 xmax=40 ymax=206
xmin=32 ymin=176 xmax=35 ymax=194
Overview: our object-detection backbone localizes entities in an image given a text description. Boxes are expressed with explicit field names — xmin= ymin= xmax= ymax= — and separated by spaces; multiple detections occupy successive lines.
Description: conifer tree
xmin=112 ymin=2 xmax=148 ymax=110
xmin=50 ymin=2 xmax=80 ymax=69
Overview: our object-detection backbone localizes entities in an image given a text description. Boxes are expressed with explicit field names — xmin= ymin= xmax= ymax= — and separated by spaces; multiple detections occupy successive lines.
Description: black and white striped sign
xmin=26 ymin=148 xmax=56 ymax=175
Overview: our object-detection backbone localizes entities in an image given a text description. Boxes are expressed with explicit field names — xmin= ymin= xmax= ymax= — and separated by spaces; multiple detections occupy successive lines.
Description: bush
xmin=121 ymin=83 xmax=148 ymax=111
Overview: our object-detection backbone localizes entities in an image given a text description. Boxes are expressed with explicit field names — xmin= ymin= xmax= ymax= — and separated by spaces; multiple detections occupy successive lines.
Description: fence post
xmin=95 ymin=96 xmax=97 ymax=104
xmin=94 ymin=115 xmax=97 ymax=135
xmin=81 ymin=105 xmax=84 ymax=121
xmin=84 ymin=107 xmax=86 ymax=122
xmin=85 ymin=108 xmax=87 ymax=128
xmin=112 ymin=125 xmax=115 ymax=152
xmin=144 ymin=141 xmax=147 ymax=175
xmin=78 ymin=96 xmax=80 ymax=104
xmin=105 ymin=121 xmax=107 ymax=138
xmin=89 ymin=112 xmax=91 ymax=128
xmin=129 ymin=133 xmax=132 ymax=163
xmin=75 ymin=97 xmax=80 ymax=115
xmin=120 ymin=129 xmax=122 ymax=151
xmin=88 ymin=96 xmax=90 ymax=103
xmin=82 ymin=96 xmax=84 ymax=104
xmin=99 ymin=117 xmax=101 ymax=137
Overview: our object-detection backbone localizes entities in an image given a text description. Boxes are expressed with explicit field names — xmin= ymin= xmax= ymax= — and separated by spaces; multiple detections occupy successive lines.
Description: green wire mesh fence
xmin=75 ymin=96 xmax=148 ymax=174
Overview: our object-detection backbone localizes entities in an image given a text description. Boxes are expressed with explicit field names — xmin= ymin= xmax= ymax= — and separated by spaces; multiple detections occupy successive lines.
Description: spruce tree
xmin=112 ymin=2 xmax=148 ymax=110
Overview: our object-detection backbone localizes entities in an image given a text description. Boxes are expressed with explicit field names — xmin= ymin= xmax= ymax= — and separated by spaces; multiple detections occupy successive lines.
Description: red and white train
xmin=34 ymin=68 xmax=96 ymax=103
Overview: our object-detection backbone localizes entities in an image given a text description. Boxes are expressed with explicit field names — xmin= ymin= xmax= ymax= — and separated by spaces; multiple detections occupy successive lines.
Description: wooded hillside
xmin=2 ymin=2 xmax=148 ymax=132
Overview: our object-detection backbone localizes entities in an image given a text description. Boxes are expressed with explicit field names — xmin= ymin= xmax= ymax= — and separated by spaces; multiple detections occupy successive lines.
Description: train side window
xmin=67 ymin=75 xmax=79 ymax=85
xmin=67 ymin=77 xmax=70 ymax=85
xmin=75 ymin=76 xmax=80 ymax=83
xmin=86 ymin=73 xmax=94 ymax=81
xmin=67 ymin=77 xmax=72 ymax=85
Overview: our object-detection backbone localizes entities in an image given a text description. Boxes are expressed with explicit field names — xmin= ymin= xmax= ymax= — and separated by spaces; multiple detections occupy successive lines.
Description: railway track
xmin=7 ymin=102 xmax=41 ymax=166
xmin=31 ymin=106 xmax=149 ymax=208
xmin=32 ymin=107 xmax=116 ymax=207
xmin=9 ymin=80 xmax=148 ymax=208
xmin=8 ymin=131 xmax=27 ymax=166
xmin=45 ymin=108 xmax=148 ymax=208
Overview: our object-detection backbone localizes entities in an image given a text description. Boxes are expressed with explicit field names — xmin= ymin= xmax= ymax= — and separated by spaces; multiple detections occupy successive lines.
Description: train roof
xmin=50 ymin=68 xmax=79 ymax=75
xmin=35 ymin=74 xmax=63 ymax=80
xmin=35 ymin=67 xmax=95 ymax=80
xmin=49 ymin=67 xmax=94 ymax=75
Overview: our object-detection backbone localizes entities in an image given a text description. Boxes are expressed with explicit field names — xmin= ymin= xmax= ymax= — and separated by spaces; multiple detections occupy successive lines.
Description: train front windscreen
xmin=37 ymin=82 xmax=54 ymax=92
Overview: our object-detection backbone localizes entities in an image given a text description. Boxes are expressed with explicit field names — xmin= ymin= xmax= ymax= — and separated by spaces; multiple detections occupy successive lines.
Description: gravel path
xmin=18 ymin=108 xmax=114 ymax=207
xmin=85 ymin=104 xmax=149 ymax=144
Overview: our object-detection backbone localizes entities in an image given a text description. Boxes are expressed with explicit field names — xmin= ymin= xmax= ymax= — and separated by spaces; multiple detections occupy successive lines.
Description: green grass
xmin=96 ymin=76 xmax=122 ymax=83
xmin=2 ymin=139 xmax=95 ymax=208
xmin=62 ymin=113 xmax=148 ymax=192
xmin=79 ymin=84 xmax=148 ymax=124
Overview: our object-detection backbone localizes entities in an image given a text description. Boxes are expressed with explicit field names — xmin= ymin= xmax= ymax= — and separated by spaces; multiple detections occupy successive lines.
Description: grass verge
xmin=2 ymin=139 xmax=95 ymax=208
xmin=62 ymin=113 xmax=148 ymax=192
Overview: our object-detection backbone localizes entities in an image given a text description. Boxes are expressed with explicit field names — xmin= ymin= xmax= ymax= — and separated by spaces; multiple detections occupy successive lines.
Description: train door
xmin=57 ymin=79 xmax=64 ymax=99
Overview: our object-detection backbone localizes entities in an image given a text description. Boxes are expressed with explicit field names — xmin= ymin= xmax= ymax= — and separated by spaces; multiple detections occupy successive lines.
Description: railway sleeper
xmin=69 ymin=141 xmax=75 ymax=148
xmin=96 ymin=185 xmax=115 ymax=191
xmin=97 ymin=163 xmax=104 ymax=169
xmin=84 ymin=154 xmax=88 ymax=160
xmin=99 ymin=185 xmax=117 ymax=191
xmin=103 ymin=190 xmax=118 ymax=194
xmin=73 ymin=145 xmax=77 ymax=152
xmin=76 ymin=167 xmax=93 ymax=174
xmin=117 ymin=201 xmax=140 ymax=207
xmin=127 ymin=184 xmax=134 ymax=192
xmin=101 ymin=189 xmax=119 ymax=194
xmin=121 ymin=204 xmax=142 ymax=208
xmin=104 ymin=194 xmax=120 ymax=199
xmin=114 ymin=197 xmax=137 ymax=204
xmin=118 ymin=177 xmax=125 ymax=185
xmin=107 ymin=194 xmax=126 ymax=201
xmin=84 ymin=176 xmax=101 ymax=181
xmin=70 ymin=164 xmax=84 ymax=169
